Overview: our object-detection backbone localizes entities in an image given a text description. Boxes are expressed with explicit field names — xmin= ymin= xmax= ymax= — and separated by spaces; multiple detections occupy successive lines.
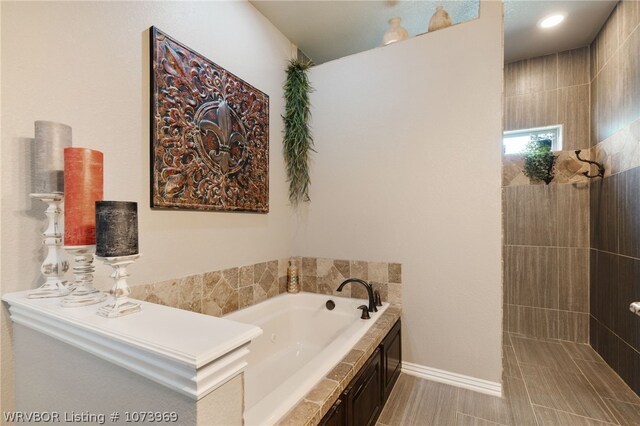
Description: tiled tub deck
xmin=278 ymin=304 xmax=402 ymax=426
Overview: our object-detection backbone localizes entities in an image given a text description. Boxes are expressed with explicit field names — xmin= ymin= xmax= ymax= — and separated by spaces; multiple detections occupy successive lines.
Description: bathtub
xmin=224 ymin=292 xmax=389 ymax=425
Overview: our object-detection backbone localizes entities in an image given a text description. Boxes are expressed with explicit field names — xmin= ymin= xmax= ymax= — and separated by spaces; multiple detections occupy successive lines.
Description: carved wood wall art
xmin=150 ymin=27 xmax=269 ymax=212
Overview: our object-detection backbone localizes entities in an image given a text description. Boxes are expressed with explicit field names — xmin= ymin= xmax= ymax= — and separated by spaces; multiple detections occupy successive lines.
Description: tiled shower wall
xmin=503 ymin=47 xmax=591 ymax=342
xmin=129 ymin=257 xmax=402 ymax=317
xmin=588 ymin=0 xmax=640 ymax=394
xmin=504 ymin=47 xmax=590 ymax=151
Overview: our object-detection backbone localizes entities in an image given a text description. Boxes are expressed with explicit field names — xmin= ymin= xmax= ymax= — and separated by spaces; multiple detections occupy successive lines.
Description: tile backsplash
xmin=292 ymin=257 xmax=402 ymax=306
xmin=129 ymin=257 xmax=402 ymax=317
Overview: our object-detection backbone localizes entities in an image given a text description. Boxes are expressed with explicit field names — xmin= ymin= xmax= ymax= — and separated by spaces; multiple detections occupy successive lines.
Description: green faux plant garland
xmin=283 ymin=59 xmax=314 ymax=205
xmin=523 ymin=138 xmax=557 ymax=185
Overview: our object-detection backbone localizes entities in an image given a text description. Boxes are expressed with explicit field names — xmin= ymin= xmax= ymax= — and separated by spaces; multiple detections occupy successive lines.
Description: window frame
xmin=502 ymin=124 xmax=563 ymax=155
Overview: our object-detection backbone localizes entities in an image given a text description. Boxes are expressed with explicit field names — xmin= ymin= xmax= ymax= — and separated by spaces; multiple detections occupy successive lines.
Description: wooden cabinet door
xmin=345 ymin=348 xmax=383 ymax=426
xmin=382 ymin=320 xmax=402 ymax=402
xmin=319 ymin=320 xmax=401 ymax=426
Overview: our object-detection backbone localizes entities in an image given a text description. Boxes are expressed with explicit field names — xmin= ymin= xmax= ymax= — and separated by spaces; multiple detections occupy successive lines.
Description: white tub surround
xmin=3 ymin=290 xmax=262 ymax=404
xmin=224 ymin=292 xmax=389 ymax=426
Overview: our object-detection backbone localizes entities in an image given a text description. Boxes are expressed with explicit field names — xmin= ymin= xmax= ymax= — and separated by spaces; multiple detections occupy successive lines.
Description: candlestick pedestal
xmin=96 ymin=254 xmax=141 ymax=318
xmin=28 ymin=193 xmax=70 ymax=299
xmin=61 ymin=245 xmax=107 ymax=307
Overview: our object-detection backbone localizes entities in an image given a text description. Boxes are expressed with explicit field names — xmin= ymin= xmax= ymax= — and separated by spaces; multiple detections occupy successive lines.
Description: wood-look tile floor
xmin=378 ymin=333 xmax=640 ymax=426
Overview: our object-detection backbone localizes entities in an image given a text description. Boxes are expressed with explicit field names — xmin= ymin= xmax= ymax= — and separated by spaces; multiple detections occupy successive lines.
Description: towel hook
xmin=575 ymin=150 xmax=605 ymax=179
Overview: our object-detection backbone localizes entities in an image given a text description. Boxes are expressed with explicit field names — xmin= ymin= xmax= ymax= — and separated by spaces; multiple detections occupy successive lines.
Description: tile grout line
xmin=591 ymin=19 xmax=640 ymax=144
xmin=556 ymin=52 xmax=560 ymax=161
xmin=592 ymin=246 xmax=640 ymax=262
xmin=502 ymin=181 xmax=592 ymax=189
xmin=595 ymin=11 xmax=640 ymax=80
xmin=505 ymin=303 xmax=588 ymax=315
xmin=506 ymin=330 xmax=513 ymax=348
xmin=587 ymin=165 xmax=591 ymax=345
xmin=508 ymin=332 xmax=541 ymax=426
xmin=587 ymin=41 xmax=597 ymax=147
xmin=555 ymin=219 xmax=560 ymax=339
xmin=455 ymin=411 xmax=507 ymax=426
xmin=454 ymin=385 xmax=460 ymax=426
xmin=590 ymin=315 xmax=640 ymax=357
xmin=592 ymin=11 xmax=616 ymax=79
xmin=505 ymin=305 xmax=587 ymax=316
xmin=602 ymin=396 xmax=640 ymax=409
xmin=560 ymin=342 xmax=622 ymax=425
xmin=575 ymin=356 xmax=640 ymax=406
xmin=503 ymin=334 xmax=524 ymax=382
xmin=529 ymin=404 xmax=619 ymax=425
xmin=509 ymin=333 xmax=590 ymax=347
xmin=562 ymin=337 xmax=608 ymax=365
xmin=504 ymin=243 xmax=590 ymax=250
xmin=504 ymin=81 xmax=590 ymax=97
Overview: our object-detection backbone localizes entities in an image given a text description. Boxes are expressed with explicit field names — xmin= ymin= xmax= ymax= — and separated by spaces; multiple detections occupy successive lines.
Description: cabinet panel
xmin=319 ymin=398 xmax=345 ymax=426
xmin=346 ymin=348 xmax=382 ymax=426
xmin=382 ymin=320 xmax=402 ymax=401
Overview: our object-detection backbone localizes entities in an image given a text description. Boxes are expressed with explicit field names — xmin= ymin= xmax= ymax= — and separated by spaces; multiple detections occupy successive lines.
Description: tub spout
xmin=336 ymin=278 xmax=377 ymax=313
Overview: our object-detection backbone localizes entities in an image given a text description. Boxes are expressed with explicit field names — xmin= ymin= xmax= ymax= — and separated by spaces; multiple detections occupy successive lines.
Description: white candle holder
xmin=61 ymin=245 xmax=107 ymax=307
xmin=96 ymin=254 xmax=141 ymax=318
xmin=28 ymin=193 xmax=70 ymax=299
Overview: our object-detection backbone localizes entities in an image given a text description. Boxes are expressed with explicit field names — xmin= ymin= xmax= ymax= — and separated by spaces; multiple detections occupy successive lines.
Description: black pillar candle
xmin=95 ymin=201 xmax=139 ymax=257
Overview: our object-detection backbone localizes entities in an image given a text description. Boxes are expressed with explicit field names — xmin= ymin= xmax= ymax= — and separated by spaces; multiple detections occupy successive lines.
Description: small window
xmin=503 ymin=125 xmax=562 ymax=155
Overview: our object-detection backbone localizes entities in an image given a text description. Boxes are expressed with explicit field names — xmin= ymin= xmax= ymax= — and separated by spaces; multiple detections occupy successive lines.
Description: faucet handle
xmin=357 ymin=305 xmax=370 ymax=320
xmin=374 ymin=291 xmax=382 ymax=307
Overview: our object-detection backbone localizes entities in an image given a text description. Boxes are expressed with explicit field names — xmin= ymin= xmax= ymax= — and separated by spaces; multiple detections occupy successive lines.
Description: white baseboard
xmin=401 ymin=362 xmax=502 ymax=397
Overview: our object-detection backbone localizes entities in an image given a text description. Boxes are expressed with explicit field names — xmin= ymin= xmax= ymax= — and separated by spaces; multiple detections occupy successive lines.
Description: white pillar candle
xmin=33 ymin=121 xmax=72 ymax=194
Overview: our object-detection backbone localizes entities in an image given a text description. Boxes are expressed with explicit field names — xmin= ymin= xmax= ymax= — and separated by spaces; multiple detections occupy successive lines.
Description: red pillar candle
xmin=64 ymin=148 xmax=104 ymax=246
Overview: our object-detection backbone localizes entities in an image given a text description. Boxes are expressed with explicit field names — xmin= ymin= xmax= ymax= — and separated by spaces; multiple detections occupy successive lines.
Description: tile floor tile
xmin=457 ymin=388 xmax=512 ymax=424
xmin=512 ymin=336 xmax=581 ymax=374
xmin=379 ymin=374 xmax=458 ymax=426
xmin=503 ymin=375 xmax=537 ymax=425
xmin=561 ymin=341 xmax=605 ymax=363
xmin=520 ymin=364 xmax=617 ymax=423
xmin=604 ymin=398 xmax=640 ymax=425
xmin=533 ymin=405 xmax=617 ymax=425
xmin=575 ymin=359 xmax=640 ymax=404
xmin=379 ymin=336 xmax=639 ymax=426
xmin=456 ymin=412 xmax=508 ymax=426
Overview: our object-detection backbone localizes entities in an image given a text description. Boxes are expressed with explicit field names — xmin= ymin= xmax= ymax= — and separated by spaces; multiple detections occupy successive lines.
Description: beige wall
xmin=1 ymin=0 xmax=293 ymax=413
xmin=293 ymin=1 xmax=504 ymax=383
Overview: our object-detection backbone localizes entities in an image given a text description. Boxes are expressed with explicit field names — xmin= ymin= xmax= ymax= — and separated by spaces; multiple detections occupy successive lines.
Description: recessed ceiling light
xmin=538 ymin=13 xmax=566 ymax=29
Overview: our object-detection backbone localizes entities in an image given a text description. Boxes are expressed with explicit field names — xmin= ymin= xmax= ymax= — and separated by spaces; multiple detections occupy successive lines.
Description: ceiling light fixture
xmin=538 ymin=13 xmax=566 ymax=29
